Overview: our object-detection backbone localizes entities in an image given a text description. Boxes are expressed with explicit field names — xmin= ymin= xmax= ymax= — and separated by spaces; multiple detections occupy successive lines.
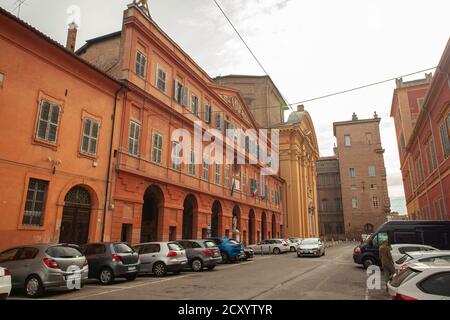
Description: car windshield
xmin=168 ymin=242 xmax=184 ymax=251
xmin=47 ymin=246 xmax=83 ymax=258
xmin=114 ymin=243 xmax=133 ymax=253
xmin=204 ymin=241 xmax=217 ymax=248
xmin=390 ymin=268 xmax=420 ymax=288
xmin=301 ymin=239 xmax=319 ymax=245
xmin=395 ymin=254 xmax=412 ymax=265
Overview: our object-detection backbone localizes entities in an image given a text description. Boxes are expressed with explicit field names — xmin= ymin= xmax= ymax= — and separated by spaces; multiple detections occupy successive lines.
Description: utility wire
xmin=288 ymin=66 xmax=437 ymax=106
xmin=212 ymin=0 xmax=294 ymax=112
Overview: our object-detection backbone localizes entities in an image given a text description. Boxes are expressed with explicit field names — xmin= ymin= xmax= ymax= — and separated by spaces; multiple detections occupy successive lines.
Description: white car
xmin=297 ymin=238 xmax=325 ymax=257
xmin=0 ymin=266 xmax=12 ymax=300
xmin=286 ymin=239 xmax=301 ymax=252
xmin=395 ymin=250 xmax=450 ymax=273
xmin=248 ymin=239 xmax=290 ymax=254
xmin=390 ymin=244 xmax=438 ymax=263
xmin=388 ymin=262 xmax=450 ymax=300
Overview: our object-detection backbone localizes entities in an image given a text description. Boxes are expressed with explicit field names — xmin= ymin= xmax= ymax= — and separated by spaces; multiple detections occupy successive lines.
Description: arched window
xmin=364 ymin=223 xmax=374 ymax=233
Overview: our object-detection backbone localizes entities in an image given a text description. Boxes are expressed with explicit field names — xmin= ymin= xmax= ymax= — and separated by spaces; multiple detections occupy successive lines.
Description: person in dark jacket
xmin=379 ymin=240 xmax=395 ymax=286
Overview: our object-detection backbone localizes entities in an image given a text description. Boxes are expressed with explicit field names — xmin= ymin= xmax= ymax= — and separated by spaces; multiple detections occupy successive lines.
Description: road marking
xmin=71 ymin=275 xmax=191 ymax=300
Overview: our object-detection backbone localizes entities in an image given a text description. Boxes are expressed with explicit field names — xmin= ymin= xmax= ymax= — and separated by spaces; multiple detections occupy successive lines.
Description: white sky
xmin=2 ymin=0 xmax=449 ymax=214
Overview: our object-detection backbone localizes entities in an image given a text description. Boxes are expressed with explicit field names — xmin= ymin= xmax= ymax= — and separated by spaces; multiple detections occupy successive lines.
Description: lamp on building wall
xmin=47 ymin=157 xmax=62 ymax=174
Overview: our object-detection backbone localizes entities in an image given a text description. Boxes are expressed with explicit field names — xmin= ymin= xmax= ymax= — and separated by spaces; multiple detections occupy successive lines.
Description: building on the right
xmin=333 ymin=113 xmax=390 ymax=239
xmin=390 ymin=38 xmax=450 ymax=220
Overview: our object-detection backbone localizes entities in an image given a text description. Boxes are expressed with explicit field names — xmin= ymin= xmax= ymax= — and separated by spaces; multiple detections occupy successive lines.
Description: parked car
xmin=242 ymin=247 xmax=254 ymax=260
xmin=388 ymin=262 xmax=450 ymax=300
xmin=177 ymin=240 xmax=221 ymax=272
xmin=390 ymin=244 xmax=438 ymax=263
xmin=0 ymin=244 xmax=88 ymax=298
xmin=82 ymin=242 xmax=140 ymax=285
xmin=0 ymin=267 xmax=12 ymax=300
xmin=207 ymin=237 xmax=245 ymax=263
xmin=353 ymin=220 xmax=450 ymax=269
xmin=248 ymin=239 xmax=290 ymax=254
xmin=286 ymin=239 xmax=301 ymax=252
xmin=133 ymin=242 xmax=187 ymax=277
xmin=297 ymin=238 xmax=325 ymax=257
xmin=395 ymin=250 xmax=450 ymax=273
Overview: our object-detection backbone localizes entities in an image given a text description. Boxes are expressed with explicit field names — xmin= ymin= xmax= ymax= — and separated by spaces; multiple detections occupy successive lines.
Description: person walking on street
xmin=379 ymin=240 xmax=395 ymax=289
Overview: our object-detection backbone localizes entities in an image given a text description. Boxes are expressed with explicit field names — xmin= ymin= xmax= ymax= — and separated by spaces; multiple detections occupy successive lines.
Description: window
xmin=394 ymin=231 xmax=418 ymax=244
xmin=425 ymin=139 xmax=438 ymax=173
xmin=156 ymin=66 xmax=167 ymax=92
xmin=242 ymin=173 xmax=246 ymax=194
xmin=174 ymin=80 xmax=183 ymax=103
xmin=372 ymin=196 xmax=379 ymax=208
xmin=135 ymin=51 xmax=147 ymax=79
xmin=225 ymin=165 xmax=230 ymax=189
xmin=215 ymin=164 xmax=221 ymax=185
xmin=320 ymin=199 xmax=328 ymax=211
xmin=439 ymin=113 xmax=450 ymax=159
xmin=372 ymin=232 xmax=388 ymax=248
xmin=22 ymin=178 xmax=48 ymax=226
xmin=419 ymin=272 xmax=450 ymax=297
xmin=128 ymin=121 xmax=141 ymax=156
xmin=81 ymin=118 xmax=99 ymax=156
xmin=151 ymin=132 xmax=163 ymax=164
xmin=366 ymin=132 xmax=373 ymax=145
xmin=171 ymin=142 xmax=181 ymax=171
xmin=364 ymin=224 xmax=374 ymax=233
xmin=215 ymin=113 xmax=224 ymax=132
xmin=204 ymin=104 xmax=212 ymax=124
xmin=334 ymin=198 xmax=342 ymax=210
xmin=344 ymin=135 xmax=351 ymax=146
xmin=370 ymin=184 xmax=377 ymax=189
xmin=352 ymin=197 xmax=358 ymax=209
xmin=188 ymin=150 xmax=196 ymax=176
xmin=191 ymin=95 xmax=199 ymax=116
xmin=417 ymin=98 xmax=425 ymax=109
xmin=202 ymin=161 xmax=209 ymax=181
xmin=0 ymin=248 xmax=19 ymax=263
xmin=349 ymin=167 xmax=356 ymax=178
xmin=414 ymin=156 xmax=424 ymax=184
xmin=36 ymin=100 xmax=61 ymax=144
xmin=368 ymin=166 xmax=376 ymax=177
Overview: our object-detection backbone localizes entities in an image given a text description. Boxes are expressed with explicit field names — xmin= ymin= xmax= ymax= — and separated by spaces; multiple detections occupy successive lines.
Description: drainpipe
xmin=101 ymin=84 xmax=126 ymax=242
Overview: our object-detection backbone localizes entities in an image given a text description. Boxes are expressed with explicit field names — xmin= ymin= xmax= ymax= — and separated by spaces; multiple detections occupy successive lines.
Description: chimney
xmin=297 ymin=105 xmax=305 ymax=112
xmin=66 ymin=22 xmax=78 ymax=53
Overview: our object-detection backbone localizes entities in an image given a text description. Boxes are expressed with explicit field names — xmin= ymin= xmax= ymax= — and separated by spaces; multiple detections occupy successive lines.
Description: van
xmin=353 ymin=220 xmax=450 ymax=269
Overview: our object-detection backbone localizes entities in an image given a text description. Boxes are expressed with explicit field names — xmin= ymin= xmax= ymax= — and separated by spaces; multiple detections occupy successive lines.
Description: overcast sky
xmin=2 ymin=0 xmax=449 ymax=214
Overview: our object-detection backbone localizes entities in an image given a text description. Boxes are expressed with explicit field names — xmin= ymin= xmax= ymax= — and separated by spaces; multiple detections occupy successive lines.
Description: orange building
xmin=0 ymin=8 xmax=124 ymax=250
xmin=77 ymin=3 xmax=284 ymax=245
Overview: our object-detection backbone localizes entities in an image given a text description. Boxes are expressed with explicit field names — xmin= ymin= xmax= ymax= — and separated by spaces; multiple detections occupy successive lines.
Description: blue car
xmin=207 ymin=238 xmax=244 ymax=263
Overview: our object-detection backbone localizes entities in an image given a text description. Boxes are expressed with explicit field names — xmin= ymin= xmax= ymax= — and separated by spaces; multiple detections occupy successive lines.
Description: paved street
xmin=9 ymin=243 xmax=389 ymax=300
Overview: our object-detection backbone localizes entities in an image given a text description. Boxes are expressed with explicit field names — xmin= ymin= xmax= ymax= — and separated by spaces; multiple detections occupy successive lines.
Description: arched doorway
xmin=211 ymin=200 xmax=221 ymax=237
xmin=272 ymin=214 xmax=276 ymax=238
xmin=261 ymin=211 xmax=267 ymax=240
xmin=59 ymin=186 xmax=92 ymax=245
xmin=232 ymin=205 xmax=241 ymax=241
xmin=141 ymin=185 xmax=164 ymax=243
xmin=248 ymin=209 xmax=256 ymax=245
xmin=183 ymin=194 xmax=198 ymax=239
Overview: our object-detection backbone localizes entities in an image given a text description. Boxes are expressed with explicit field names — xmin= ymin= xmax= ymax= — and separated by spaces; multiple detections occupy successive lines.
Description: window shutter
xmin=174 ymin=80 xmax=179 ymax=102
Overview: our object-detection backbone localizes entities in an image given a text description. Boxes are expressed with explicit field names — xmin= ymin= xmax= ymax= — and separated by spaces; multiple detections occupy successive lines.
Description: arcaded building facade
xmin=333 ymin=113 xmax=390 ymax=239
xmin=317 ymin=156 xmax=345 ymax=240
xmin=78 ymin=4 xmax=284 ymax=245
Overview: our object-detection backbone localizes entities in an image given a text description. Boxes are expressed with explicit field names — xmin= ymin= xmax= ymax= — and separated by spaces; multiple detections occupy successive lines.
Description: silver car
xmin=297 ymin=238 xmax=325 ymax=257
xmin=248 ymin=239 xmax=290 ymax=254
xmin=133 ymin=242 xmax=188 ymax=277
xmin=0 ymin=244 xmax=88 ymax=298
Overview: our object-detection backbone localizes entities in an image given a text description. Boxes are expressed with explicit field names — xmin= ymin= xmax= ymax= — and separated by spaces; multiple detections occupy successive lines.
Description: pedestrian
xmin=379 ymin=239 xmax=395 ymax=289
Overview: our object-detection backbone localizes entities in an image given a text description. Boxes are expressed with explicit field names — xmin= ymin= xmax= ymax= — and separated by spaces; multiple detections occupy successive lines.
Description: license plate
xmin=128 ymin=266 xmax=136 ymax=271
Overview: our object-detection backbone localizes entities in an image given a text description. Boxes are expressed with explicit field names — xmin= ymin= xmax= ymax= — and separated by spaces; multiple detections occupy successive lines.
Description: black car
xmin=353 ymin=220 xmax=450 ymax=269
xmin=81 ymin=242 xmax=140 ymax=285
xmin=241 ymin=248 xmax=254 ymax=261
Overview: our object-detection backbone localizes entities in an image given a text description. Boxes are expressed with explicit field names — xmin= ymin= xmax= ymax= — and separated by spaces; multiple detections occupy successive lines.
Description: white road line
xmin=71 ymin=275 xmax=191 ymax=300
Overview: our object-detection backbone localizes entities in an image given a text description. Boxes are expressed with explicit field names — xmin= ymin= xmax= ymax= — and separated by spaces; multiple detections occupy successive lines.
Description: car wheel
xmin=363 ymin=257 xmax=376 ymax=269
xmin=98 ymin=267 xmax=115 ymax=285
xmin=207 ymin=265 xmax=216 ymax=271
xmin=24 ymin=275 xmax=44 ymax=298
xmin=290 ymin=246 xmax=296 ymax=252
xmin=153 ymin=262 xmax=168 ymax=277
xmin=124 ymin=273 xmax=137 ymax=281
xmin=221 ymin=252 xmax=229 ymax=264
xmin=273 ymin=247 xmax=281 ymax=254
xmin=191 ymin=259 xmax=204 ymax=272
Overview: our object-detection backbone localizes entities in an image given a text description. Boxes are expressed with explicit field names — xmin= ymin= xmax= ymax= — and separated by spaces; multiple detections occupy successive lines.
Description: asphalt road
xmin=9 ymin=242 xmax=390 ymax=300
